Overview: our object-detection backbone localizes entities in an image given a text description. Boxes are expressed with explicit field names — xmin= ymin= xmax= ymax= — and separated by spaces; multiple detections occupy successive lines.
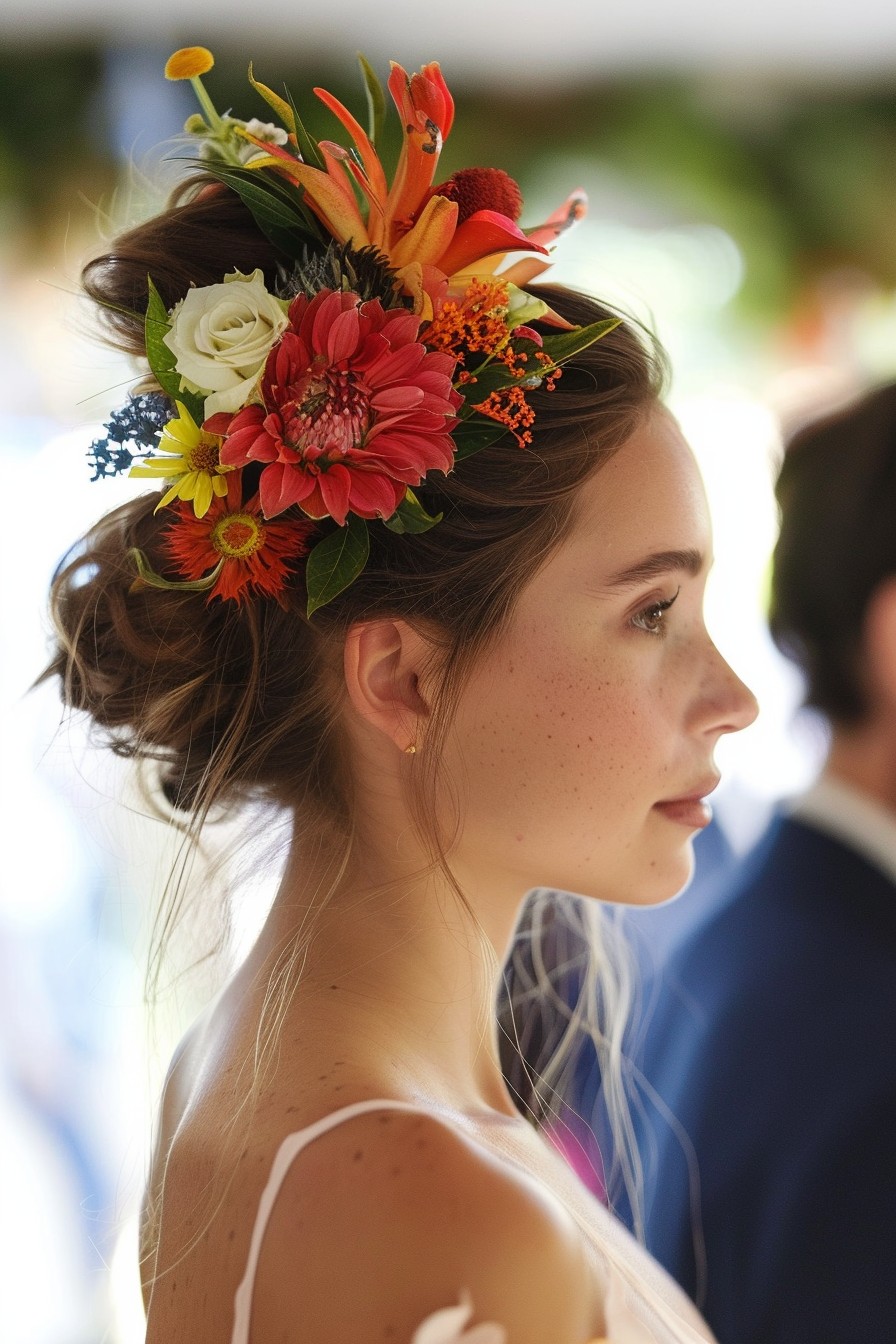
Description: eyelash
xmin=631 ymin=587 xmax=680 ymax=636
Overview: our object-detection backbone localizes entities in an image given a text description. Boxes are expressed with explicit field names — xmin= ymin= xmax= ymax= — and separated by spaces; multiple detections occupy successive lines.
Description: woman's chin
xmin=551 ymin=842 xmax=696 ymax=908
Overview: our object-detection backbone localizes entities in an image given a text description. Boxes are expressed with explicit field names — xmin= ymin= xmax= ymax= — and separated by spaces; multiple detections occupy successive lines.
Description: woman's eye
xmin=631 ymin=588 xmax=680 ymax=635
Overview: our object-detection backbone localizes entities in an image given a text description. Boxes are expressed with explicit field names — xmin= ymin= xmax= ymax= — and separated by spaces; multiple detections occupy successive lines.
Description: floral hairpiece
xmin=90 ymin=47 xmax=617 ymax=615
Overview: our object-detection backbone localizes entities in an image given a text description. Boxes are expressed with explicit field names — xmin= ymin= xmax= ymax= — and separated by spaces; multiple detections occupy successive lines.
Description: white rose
xmin=164 ymin=269 xmax=289 ymax=417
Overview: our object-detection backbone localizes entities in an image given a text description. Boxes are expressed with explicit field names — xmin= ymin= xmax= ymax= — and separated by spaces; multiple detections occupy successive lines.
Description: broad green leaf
xmin=144 ymin=278 xmax=177 ymax=392
xmin=129 ymin=548 xmax=223 ymax=594
xmin=305 ymin=514 xmax=370 ymax=616
xmin=382 ymin=488 xmax=443 ymax=534
xmin=452 ymin=414 xmax=510 ymax=461
xmin=358 ymin=53 xmax=386 ymax=148
xmin=248 ymin=62 xmax=296 ymax=135
xmin=460 ymin=362 xmax=526 ymax=402
xmin=227 ymin=177 xmax=314 ymax=235
xmin=203 ymin=162 xmax=325 ymax=250
xmin=144 ymin=280 xmax=204 ymax=422
xmin=455 ymin=320 xmax=620 ymax=412
xmin=540 ymin=317 xmax=620 ymax=366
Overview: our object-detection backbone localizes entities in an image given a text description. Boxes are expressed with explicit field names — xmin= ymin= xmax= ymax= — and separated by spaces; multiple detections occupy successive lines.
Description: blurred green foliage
xmin=3 ymin=41 xmax=896 ymax=321
xmin=0 ymin=44 xmax=115 ymax=244
xmin=456 ymin=78 xmax=896 ymax=319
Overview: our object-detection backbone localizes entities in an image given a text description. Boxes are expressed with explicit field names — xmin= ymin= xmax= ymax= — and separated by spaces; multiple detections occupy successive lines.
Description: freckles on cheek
xmin=464 ymin=648 xmax=571 ymax=795
xmin=469 ymin=621 xmax=663 ymax=821
xmin=556 ymin=672 xmax=665 ymax=815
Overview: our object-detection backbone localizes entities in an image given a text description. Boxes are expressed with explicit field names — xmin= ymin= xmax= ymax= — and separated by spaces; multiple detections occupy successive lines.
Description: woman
xmin=46 ymin=48 xmax=756 ymax=1343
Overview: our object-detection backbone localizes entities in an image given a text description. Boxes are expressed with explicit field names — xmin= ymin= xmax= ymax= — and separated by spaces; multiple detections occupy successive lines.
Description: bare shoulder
xmin=140 ymin=1017 xmax=207 ymax=1305
xmin=151 ymin=1013 xmax=208 ymax=1164
xmin=250 ymin=1107 xmax=602 ymax=1343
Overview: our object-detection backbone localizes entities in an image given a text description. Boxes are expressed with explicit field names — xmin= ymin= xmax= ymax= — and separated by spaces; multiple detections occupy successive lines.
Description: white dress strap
xmin=231 ymin=1096 xmax=714 ymax=1344
xmin=231 ymin=1098 xmax=433 ymax=1344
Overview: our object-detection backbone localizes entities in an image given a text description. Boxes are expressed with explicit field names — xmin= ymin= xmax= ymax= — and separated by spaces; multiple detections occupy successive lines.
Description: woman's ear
xmin=343 ymin=619 xmax=433 ymax=752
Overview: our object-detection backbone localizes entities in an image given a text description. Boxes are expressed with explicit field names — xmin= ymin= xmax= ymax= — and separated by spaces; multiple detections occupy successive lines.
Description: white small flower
xmin=242 ymin=118 xmax=289 ymax=146
xmin=238 ymin=119 xmax=290 ymax=165
xmin=163 ymin=269 xmax=289 ymax=418
xmin=193 ymin=113 xmax=289 ymax=165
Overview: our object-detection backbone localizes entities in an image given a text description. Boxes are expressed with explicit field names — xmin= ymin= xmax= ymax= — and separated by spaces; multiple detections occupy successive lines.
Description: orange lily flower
xmin=244 ymin=62 xmax=553 ymax=310
xmin=382 ymin=61 xmax=454 ymax=251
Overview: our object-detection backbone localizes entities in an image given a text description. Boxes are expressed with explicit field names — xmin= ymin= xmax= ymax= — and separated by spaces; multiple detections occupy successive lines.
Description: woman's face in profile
xmin=442 ymin=406 xmax=758 ymax=907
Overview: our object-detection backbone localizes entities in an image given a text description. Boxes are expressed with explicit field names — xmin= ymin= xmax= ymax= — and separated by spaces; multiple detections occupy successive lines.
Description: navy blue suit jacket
xmin=598 ymin=815 xmax=896 ymax=1344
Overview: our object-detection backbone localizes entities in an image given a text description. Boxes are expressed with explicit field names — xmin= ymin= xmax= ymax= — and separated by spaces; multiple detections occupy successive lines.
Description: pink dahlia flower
xmin=211 ymin=288 xmax=461 ymax=525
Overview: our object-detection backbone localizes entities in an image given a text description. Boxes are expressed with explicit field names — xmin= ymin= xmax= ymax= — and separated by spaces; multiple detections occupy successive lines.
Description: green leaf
xmin=455 ymin=318 xmax=621 ymax=417
xmin=358 ymin=52 xmax=386 ymax=148
xmin=202 ymin=162 xmax=325 ymax=251
xmin=144 ymin=279 xmax=177 ymax=392
xmin=285 ymin=87 xmax=326 ymax=171
xmin=241 ymin=183 xmax=312 ymax=232
xmin=144 ymin=280 xmax=204 ymax=423
xmin=382 ymin=488 xmax=443 ymax=534
xmin=460 ymin=361 xmax=526 ymax=403
xmin=128 ymin=548 xmax=223 ymax=594
xmin=452 ymin=414 xmax=510 ymax=461
xmin=305 ymin=514 xmax=370 ymax=616
xmin=248 ymin=62 xmax=296 ymax=136
xmin=540 ymin=317 xmax=621 ymax=366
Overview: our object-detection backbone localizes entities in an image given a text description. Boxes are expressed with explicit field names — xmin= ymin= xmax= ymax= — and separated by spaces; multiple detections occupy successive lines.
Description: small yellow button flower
xmin=163 ymin=48 xmax=224 ymax=137
xmin=164 ymin=47 xmax=214 ymax=81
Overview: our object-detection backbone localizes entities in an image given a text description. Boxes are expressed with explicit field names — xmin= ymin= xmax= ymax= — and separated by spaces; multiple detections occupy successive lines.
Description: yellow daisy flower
xmin=130 ymin=401 xmax=232 ymax=518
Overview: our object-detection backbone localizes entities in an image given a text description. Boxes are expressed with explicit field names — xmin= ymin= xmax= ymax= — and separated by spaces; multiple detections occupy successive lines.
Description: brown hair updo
xmin=46 ymin=181 xmax=667 ymax=879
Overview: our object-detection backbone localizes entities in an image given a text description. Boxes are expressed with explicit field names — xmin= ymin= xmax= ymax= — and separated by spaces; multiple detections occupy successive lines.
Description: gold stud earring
xmin=404 ymin=743 xmax=417 ymax=755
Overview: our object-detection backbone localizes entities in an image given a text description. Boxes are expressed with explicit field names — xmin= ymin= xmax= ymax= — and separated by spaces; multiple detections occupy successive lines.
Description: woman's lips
xmin=653 ymin=778 xmax=719 ymax=829
xmin=653 ymin=797 xmax=713 ymax=829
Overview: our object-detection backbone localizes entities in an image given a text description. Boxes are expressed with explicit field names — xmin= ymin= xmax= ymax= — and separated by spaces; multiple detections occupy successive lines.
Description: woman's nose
xmin=701 ymin=644 xmax=759 ymax=737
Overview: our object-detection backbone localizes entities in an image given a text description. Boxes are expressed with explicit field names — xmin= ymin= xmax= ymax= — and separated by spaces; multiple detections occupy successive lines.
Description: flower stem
xmin=190 ymin=75 xmax=225 ymax=133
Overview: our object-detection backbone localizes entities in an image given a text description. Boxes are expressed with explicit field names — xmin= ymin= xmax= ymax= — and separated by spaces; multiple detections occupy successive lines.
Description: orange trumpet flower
xmin=244 ymin=61 xmax=559 ymax=311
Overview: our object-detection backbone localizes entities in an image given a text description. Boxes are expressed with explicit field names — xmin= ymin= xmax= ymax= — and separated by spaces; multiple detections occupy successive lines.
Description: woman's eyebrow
xmin=604 ymin=548 xmax=705 ymax=589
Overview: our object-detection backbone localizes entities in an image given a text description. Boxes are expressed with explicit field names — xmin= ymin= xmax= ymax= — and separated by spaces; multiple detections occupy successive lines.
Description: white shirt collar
xmin=787 ymin=774 xmax=896 ymax=886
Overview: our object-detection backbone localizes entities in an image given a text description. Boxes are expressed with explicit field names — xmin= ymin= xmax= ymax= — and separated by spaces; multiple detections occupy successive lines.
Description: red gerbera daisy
xmin=210 ymin=288 xmax=462 ymax=526
xmin=163 ymin=473 xmax=313 ymax=605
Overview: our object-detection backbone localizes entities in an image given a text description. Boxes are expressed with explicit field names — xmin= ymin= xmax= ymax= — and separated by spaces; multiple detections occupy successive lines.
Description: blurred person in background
xmin=511 ymin=383 xmax=896 ymax=1344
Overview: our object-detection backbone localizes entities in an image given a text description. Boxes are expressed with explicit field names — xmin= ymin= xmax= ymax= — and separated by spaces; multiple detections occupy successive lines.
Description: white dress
xmin=230 ymin=1098 xmax=715 ymax=1344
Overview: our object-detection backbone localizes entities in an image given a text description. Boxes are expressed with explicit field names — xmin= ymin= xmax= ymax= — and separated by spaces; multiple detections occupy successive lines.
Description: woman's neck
xmin=244 ymin=827 xmax=524 ymax=1118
